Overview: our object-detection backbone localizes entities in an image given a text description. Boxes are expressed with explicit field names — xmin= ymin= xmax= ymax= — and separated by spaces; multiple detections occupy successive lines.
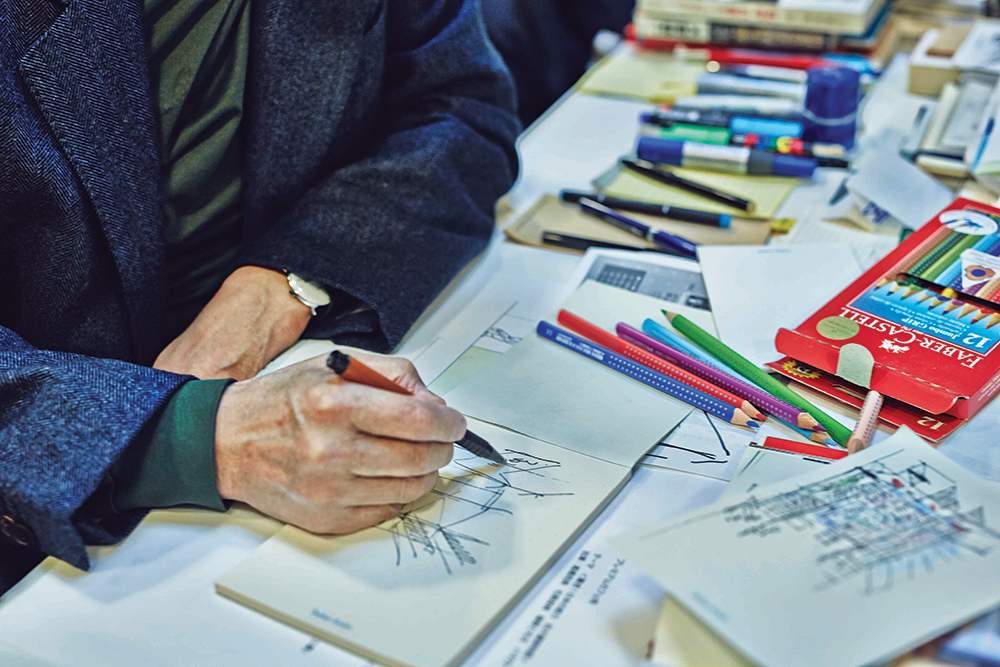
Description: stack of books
xmin=632 ymin=0 xmax=892 ymax=54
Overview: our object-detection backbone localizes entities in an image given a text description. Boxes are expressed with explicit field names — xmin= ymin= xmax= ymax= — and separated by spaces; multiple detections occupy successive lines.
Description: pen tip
xmin=489 ymin=452 xmax=507 ymax=466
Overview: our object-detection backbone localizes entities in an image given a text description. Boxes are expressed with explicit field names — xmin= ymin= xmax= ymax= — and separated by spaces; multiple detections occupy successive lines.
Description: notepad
xmin=598 ymin=165 xmax=798 ymax=220
xmin=217 ymin=420 xmax=631 ymax=667
xmin=618 ymin=427 xmax=1000 ymax=667
xmin=576 ymin=47 xmax=702 ymax=103
xmin=444 ymin=280 xmax=715 ymax=466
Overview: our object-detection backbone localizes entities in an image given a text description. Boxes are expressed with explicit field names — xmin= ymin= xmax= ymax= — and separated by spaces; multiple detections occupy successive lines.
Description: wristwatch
xmin=285 ymin=272 xmax=332 ymax=316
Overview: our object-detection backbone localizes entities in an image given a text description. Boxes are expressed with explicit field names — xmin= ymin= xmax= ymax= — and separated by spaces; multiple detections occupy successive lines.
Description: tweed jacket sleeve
xmin=238 ymin=0 xmax=520 ymax=351
xmin=0 ymin=327 xmax=190 ymax=573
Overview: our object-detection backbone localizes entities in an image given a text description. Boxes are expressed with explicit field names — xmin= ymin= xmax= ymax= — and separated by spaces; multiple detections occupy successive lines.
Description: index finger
xmin=339 ymin=384 xmax=468 ymax=443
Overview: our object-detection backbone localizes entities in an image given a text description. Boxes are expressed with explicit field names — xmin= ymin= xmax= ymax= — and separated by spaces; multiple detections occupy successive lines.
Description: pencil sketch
xmin=376 ymin=450 xmax=575 ymax=575
xmin=717 ymin=448 xmax=1000 ymax=594
xmin=642 ymin=411 xmax=755 ymax=481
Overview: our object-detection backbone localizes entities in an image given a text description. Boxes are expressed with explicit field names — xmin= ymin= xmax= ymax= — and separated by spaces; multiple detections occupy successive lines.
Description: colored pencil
xmin=847 ymin=390 xmax=883 ymax=454
xmin=616 ymin=322 xmax=822 ymax=431
xmin=907 ymin=232 xmax=961 ymax=276
xmin=775 ymin=416 xmax=839 ymax=447
xmin=642 ymin=319 xmax=728 ymax=369
xmin=759 ymin=437 xmax=847 ymax=460
xmin=920 ymin=234 xmax=980 ymax=281
xmin=661 ymin=309 xmax=853 ymax=446
xmin=620 ymin=158 xmax=756 ymax=213
xmin=536 ymin=321 xmax=760 ymax=429
xmin=557 ymin=310 xmax=765 ymax=420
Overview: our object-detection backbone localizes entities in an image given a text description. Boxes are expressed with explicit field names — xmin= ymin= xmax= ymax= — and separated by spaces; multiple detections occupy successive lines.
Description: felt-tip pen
xmin=637 ymin=136 xmax=816 ymax=178
xmin=559 ymin=190 xmax=731 ymax=227
xmin=578 ymin=198 xmax=698 ymax=258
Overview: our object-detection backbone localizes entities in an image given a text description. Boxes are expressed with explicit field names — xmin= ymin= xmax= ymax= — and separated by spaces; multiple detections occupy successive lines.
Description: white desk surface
xmin=3 ymin=49 xmax=1000 ymax=667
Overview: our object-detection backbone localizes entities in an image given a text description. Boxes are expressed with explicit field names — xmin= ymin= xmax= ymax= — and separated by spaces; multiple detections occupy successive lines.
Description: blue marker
xmin=637 ymin=136 xmax=816 ymax=178
xmin=578 ymin=198 xmax=698 ymax=259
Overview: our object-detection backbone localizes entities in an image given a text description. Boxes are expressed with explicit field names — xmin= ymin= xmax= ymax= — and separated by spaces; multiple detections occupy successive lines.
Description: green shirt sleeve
xmin=108 ymin=379 xmax=233 ymax=513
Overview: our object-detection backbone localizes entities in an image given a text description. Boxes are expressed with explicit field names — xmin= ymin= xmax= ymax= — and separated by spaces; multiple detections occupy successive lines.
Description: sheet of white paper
xmin=697 ymin=244 xmax=862 ymax=369
xmin=618 ymin=428 xmax=1000 ymax=667
xmin=216 ymin=421 xmax=630 ymax=667
xmin=463 ymin=467 xmax=727 ymax=667
xmin=721 ymin=445 xmax=837 ymax=499
xmin=558 ymin=248 xmax=709 ymax=311
xmin=640 ymin=411 xmax=760 ymax=482
xmin=845 ymin=151 xmax=954 ymax=229
xmin=444 ymin=281 xmax=717 ymax=467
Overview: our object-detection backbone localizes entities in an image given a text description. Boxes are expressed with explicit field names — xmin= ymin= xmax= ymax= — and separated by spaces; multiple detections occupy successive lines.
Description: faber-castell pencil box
xmin=775 ymin=198 xmax=1000 ymax=424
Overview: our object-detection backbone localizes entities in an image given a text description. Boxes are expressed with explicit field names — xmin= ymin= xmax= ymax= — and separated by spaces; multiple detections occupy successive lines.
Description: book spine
xmin=633 ymin=13 xmax=839 ymax=52
xmin=635 ymin=0 xmax=877 ymax=34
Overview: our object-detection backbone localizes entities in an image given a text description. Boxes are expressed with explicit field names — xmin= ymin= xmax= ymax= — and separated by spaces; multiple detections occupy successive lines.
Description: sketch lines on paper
xmin=376 ymin=450 xmax=574 ymax=575
xmin=718 ymin=448 xmax=1000 ymax=594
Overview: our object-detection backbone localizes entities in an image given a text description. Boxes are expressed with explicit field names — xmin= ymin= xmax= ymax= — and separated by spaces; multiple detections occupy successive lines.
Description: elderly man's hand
xmin=213 ymin=352 xmax=463 ymax=533
xmin=154 ymin=266 xmax=312 ymax=381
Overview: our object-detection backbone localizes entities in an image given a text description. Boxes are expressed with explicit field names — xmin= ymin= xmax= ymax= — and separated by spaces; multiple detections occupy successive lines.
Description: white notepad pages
xmin=217 ymin=421 xmax=631 ymax=667
xmin=618 ymin=428 xmax=1000 ymax=667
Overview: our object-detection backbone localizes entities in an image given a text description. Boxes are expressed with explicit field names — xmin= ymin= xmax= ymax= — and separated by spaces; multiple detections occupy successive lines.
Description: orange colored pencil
xmin=557 ymin=309 xmax=765 ymax=421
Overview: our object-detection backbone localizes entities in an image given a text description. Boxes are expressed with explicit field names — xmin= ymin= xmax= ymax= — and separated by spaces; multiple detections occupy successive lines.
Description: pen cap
xmin=803 ymin=66 xmax=860 ymax=148
xmin=772 ymin=153 xmax=816 ymax=178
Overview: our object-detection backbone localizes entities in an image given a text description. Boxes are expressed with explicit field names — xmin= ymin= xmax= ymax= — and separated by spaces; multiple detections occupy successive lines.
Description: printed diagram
xmin=377 ymin=451 xmax=574 ymax=575
xmin=720 ymin=449 xmax=1000 ymax=594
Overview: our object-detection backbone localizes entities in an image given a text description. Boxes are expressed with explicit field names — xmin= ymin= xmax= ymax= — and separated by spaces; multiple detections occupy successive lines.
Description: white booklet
xmin=216 ymin=420 xmax=631 ymax=667
xmin=618 ymin=427 xmax=1000 ymax=667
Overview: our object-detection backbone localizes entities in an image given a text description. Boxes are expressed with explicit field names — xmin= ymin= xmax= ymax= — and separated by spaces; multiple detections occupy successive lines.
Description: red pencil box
xmin=775 ymin=198 xmax=1000 ymax=423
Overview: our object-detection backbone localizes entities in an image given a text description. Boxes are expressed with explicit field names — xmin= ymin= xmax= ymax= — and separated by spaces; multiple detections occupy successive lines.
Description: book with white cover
xmin=636 ymin=0 xmax=886 ymax=35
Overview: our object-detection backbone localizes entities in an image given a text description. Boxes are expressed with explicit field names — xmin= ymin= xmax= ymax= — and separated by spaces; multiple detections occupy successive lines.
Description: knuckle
xmin=406 ymin=401 xmax=437 ymax=437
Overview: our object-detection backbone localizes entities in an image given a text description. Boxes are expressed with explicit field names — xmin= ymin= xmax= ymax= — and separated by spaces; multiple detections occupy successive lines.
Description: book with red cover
xmin=775 ymin=198 xmax=1000 ymax=423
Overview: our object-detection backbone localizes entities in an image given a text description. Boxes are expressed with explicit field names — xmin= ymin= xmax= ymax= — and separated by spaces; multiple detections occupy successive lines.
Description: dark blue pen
xmin=578 ymin=198 xmax=698 ymax=258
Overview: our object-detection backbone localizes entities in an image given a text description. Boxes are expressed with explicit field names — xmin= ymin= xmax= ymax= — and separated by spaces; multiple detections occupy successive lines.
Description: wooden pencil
xmin=557 ymin=310 xmax=766 ymax=420
xmin=661 ymin=309 xmax=853 ymax=446
xmin=847 ymin=390 xmax=883 ymax=454
xmin=617 ymin=322 xmax=822 ymax=430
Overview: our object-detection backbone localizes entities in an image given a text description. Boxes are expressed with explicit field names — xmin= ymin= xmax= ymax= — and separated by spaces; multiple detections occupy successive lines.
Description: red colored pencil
xmin=557 ymin=309 xmax=765 ymax=421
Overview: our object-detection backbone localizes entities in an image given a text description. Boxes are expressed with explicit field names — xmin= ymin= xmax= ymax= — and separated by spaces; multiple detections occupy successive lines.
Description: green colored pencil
xmin=908 ymin=232 xmax=961 ymax=276
xmin=661 ymin=310 xmax=853 ymax=447
xmin=920 ymin=234 xmax=979 ymax=282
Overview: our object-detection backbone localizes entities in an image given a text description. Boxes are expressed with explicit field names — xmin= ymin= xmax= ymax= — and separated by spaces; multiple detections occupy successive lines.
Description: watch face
xmin=940 ymin=209 xmax=999 ymax=236
xmin=287 ymin=273 xmax=331 ymax=308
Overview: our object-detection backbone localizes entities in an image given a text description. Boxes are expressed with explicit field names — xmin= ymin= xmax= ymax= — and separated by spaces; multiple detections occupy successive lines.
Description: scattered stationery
xmin=775 ymin=199 xmax=1000 ymax=429
xmin=504 ymin=195 xmax=772 ymax=253
xmin=621 ymin=159 xmax=757 ymax=212
xmin=636 ymin=137 xmax=817 ymax=178
xmin=846 ymin=389 xmax=884 ymax=453
xmin=766 ymin=357 xmax=964 ymax=443
xmin=558 ymin=190 xmax=731 ymax=227
xmin=696 ymin=243 xmax=863 ymax=369
xmin=663 ymin=310 xmax=854 ymax=445
xmin=618 ymin=427 xmax=1000 ymax=667
xmin=217 ymin=420 xmax=633 ymax=667
xmin=618 ymin=323 xmax=821 ymax=431
xmin=537 ymin=321 xmax=760 ymax=429
xmin=326 ymin=351 xmax=505 ymax=465
xmin=541 ymin=231 xmax=675 ymax=254
xmin=578 ymin=198 xmax=699 ymax=258
xmin=599 ymin=162 xmax=798 ymax=220
xmin=559 ymin=311 xmax=763 ymax=418
xmin=444 ymin=281 xmax=714 ymax=466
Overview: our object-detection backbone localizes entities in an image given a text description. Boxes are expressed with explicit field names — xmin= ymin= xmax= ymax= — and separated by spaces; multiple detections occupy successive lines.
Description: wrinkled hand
xmin=154 ymin=266 xmax=312 ymax=381
xmin=214 ymin=351 xmax=465 ymax=534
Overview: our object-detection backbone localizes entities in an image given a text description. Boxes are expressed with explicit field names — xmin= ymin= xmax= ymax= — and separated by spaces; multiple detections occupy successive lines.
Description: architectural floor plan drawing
xmin=618 ymin=428 xmax=1000 ymax=667
xmin=722 ymin=450 xmax=1000 ymax=595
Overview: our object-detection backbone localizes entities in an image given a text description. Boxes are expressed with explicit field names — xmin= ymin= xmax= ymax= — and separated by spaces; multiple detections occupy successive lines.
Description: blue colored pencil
xmin=537 ymin=321 xmax=760 ymax=429
xmin=642 ymin=319 xmax=729 ymax=370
